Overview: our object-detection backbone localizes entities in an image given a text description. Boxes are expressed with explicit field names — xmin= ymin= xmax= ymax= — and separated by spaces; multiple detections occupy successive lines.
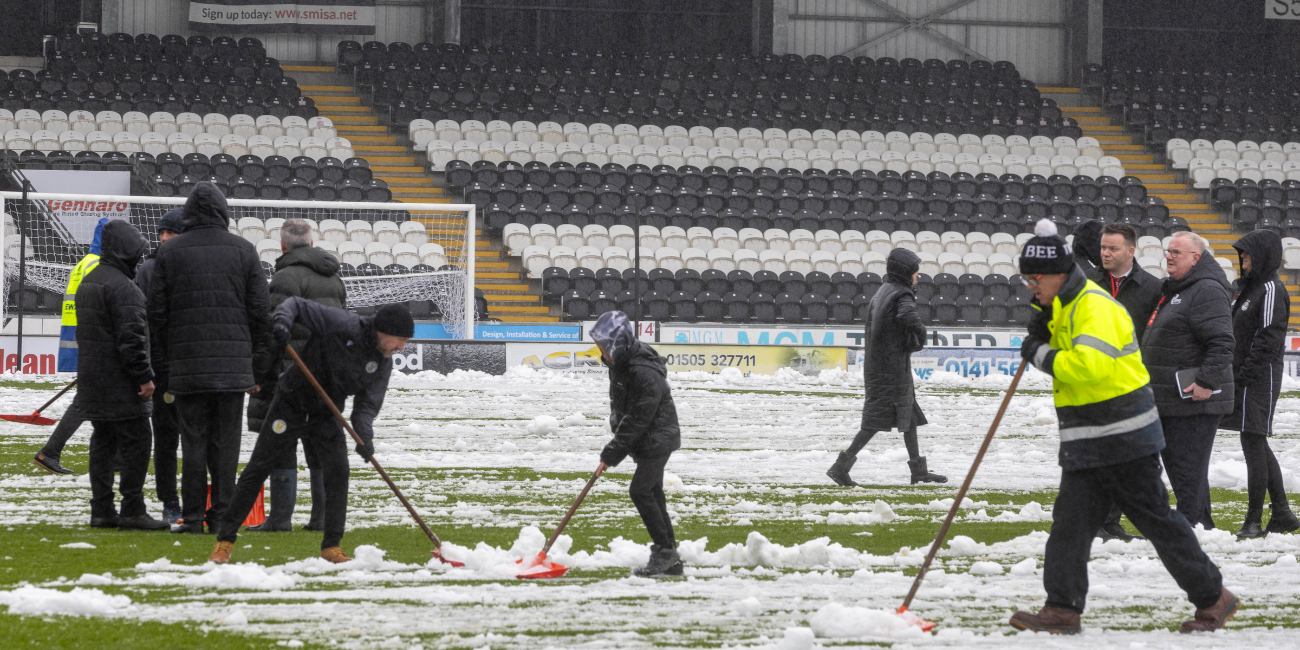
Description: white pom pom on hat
xmin=1034 ymin=218 xmax=1059 ymax=238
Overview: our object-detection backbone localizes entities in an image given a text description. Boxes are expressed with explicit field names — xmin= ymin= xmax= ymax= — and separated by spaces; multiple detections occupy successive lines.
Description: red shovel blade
xmin=896 ymin=606 xmax=936 ymax=632
xmin=514 ymin=552 xmax=570 ymax=579
xmin=432 ymin=548 xmax=465 ymax=568
xmin=0 ymin=412 xmax=57 ymax=426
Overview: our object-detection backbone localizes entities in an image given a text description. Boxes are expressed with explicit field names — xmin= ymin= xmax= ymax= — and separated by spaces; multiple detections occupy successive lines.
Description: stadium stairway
xmin=1048 ymin=86 xmax=1300 ymax=328
xmin=285 ymin=65 xmax=556 ymax=323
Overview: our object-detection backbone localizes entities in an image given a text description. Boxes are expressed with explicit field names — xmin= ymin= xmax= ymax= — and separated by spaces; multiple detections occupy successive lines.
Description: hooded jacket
xmin=1072 ymin=219 xmax=1104 ymax=274
xmin=135 ymin=208 xmax=183 ymax=387
xmin=147 ymin=182 xmax=272 ymax=395
xmin=268 ymin=297 xmax=391 ymax=446
xmin=599 ymin=334 xmax=681 ymax=467
xmin=1141 ymin=249 xmax=1235 ymax=416
xmin=859 ymin=248 xmax=929 ymax=431
xmin=247 ymin=244 xmax=348 ymax=431
xmin=74 ymin=220 xmax=153 ymax=420
xmin=1223 ymin=230 xmax=1290 ymax=435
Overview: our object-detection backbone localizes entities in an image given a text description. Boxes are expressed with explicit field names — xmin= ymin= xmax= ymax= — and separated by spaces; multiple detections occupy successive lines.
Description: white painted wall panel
xmin=107 ymin=0 xmax=426 ymax=63
xmin=788 ymin=0 xmax=1069 ymax=85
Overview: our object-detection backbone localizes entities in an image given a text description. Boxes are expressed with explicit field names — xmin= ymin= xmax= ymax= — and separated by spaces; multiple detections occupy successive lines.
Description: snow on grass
xmin=2 ymin=369 xmax=1300 ymax=648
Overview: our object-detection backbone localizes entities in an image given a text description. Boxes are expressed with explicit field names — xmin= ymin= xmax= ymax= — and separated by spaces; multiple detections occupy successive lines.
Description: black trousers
xmin=1241 ymin=432 xmax=1289 ymax=513
xmin=151 ymin=390 xmax=180 ymax=504
xmin=1160 ymin=414 xmax=1221 ymax=530
xmin=629 ymin=453 xmax=676 ymax=549
xmin=40 ymin=400 xmax=88 ymax=458
xmin=218 ymin=399 xmax=350 ymax=549
xmin=88 ymin=417 xmax=152 ymax=519
xmin=1044 ymin=453 xmax=1223 ymax=613
xmin=175 ymin=392 xmax=245 ymax=526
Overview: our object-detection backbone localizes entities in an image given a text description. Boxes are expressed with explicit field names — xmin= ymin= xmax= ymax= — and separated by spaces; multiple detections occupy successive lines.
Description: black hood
xmin=182 ymin=181 xmax=231 ymax=230
xmin=98 ymin=219 xmax=148 ymax=279
xmin=1232 ymin=229 xmax=1282 ymax=288
xmin=1163 ymin=247 xmax=1231 ymax=296
xmin=275 ymin=244 xmax=341 ymax=276
xmin=885 ymin=248 xmax=920 ymax=286
xmin=1072 ymin=220 xmax=1104 ymax=269
xmin=623 ymin=340 xmax=667 ymax=375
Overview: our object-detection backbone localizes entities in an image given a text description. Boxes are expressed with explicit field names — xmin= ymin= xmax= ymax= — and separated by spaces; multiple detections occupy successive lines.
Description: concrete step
xmin=298 ymin=85 xmax=352 ymax=93
xmin=495 ymin=315 xmax=561 ymax=322
xmin=322 ymin=115 xmax=379 ymax=125
xmin=282 ymin=65 xmax=336 ymax=73
xmin=1060 ymin=106 xmax=1101 ymax=113
xmin=1082 ymin=125 xmax=1125 ymax=132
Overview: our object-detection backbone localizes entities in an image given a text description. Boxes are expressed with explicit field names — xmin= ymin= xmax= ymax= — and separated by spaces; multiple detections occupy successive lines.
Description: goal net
xmin=0 ymin=192 xmax=476 ymax=339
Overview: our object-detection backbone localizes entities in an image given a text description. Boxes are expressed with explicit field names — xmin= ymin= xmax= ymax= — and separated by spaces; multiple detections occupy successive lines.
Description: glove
xmin=1020 ymin=336 xmax=1055 ymax=376
xmin=355 ymin=439 xmax=375 ymax=462
xmin=272 ymin=322 xmax=292 ymax=346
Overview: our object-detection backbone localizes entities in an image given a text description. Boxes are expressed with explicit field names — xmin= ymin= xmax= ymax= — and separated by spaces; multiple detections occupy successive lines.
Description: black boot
xmin=826 ymin=452 xmax=859 ymax=487
xmin=118 ymin=513 xmax=170 ymax=531
xmin=33 ymin=452 xmax=74 ymax=475
xmin=634 ymin=545 xmax=684 ymax=577
xmin=247 ymin=470 xmax=296 ymax=532
xmin=908 ymin=456 xmax=947 ymax=484
xmin=1097 ymin=521 xmax=1144 ymax=542
xmin=302 ymin=469 xmax=325 ymax=531
xmin=1267 ymin=503 xmax=1300 ymax=534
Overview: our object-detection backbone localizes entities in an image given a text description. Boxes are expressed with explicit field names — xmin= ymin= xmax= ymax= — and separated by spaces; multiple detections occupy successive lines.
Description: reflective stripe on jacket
xmin=56 ymin=253 xmax=100 ymax=371
xmin=1046 ymin=269 xmax=1165 ymax=470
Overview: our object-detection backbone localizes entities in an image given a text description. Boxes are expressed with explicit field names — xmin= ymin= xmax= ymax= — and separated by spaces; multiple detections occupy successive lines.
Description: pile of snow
xmin=964 ymin=501 xmax=1051 ymax=523
xmin=826 ymin=500 xmax=896 ymax=525
xmin=968 ymin=561 xmax=1004 ymax=575
xmin=560 ymin=412 xmax=587 ymax=426
xmin=525 ymin=415 xmax=559 ymax=435
xmin=809 ymin=602 xmax=926 ymax=640
xmin=59 ymin=542 xmax=96 ymax=549
xmin=222 ymin=608 xmax=249 ymax=627
xmin=0 ymin=586 xmax=131 ymax=616
xmin=775 ymin=627 xmax=815 ymax=650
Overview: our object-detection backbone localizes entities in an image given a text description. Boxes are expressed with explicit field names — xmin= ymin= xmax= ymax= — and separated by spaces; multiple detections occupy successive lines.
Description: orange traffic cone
xmin=206 ymin=484 xmax=266 ymax=527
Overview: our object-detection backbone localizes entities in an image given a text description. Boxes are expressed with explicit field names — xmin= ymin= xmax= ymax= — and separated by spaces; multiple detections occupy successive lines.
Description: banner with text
xmin=412 ymin=323 xmax=580 ymax=342
xmin=1267 ymin=0 xmax=1300 ymax=20
xmin=0 ymin=337 xmax=60 ymax=375
xmin=661 ymin=325 xmax=1022 ymax=348
xmin=505 ymin=342 xmax=847 ymax=375
xmin=24 ymin=170 xmax=131 ymax=246
xmin=189 ymin=0 xmax=377 ymax=34
xmin=581 ymin=320 xmax=657 ymax=342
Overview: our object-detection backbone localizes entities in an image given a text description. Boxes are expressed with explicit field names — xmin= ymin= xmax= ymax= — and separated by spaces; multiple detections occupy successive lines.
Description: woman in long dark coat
xmin=827 ymin=248 xmax=947 ymax=486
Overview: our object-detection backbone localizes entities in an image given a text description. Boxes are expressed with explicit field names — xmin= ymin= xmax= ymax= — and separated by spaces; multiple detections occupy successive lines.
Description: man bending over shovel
xmin=591 ymin=311 xmax=684 ymax=577
xmin=210 ymin=298 xmax=413 ymax=564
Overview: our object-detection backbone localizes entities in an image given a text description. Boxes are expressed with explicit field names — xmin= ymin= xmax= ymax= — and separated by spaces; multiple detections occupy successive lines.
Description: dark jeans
xmin=1160 ymin=414 xmax=1220 ymax=530
xmin=1044 ymin=453 xmax=1223 ymax=613
xmin=88 ymin=417 xmax=152 ymax=519
xmin=629 ymin=453 xmax=676 ymax=549
xmin=40 ymin=401 xmax=88 ymax=458
xmin=218 ymin=398 xmax=350 ymax=549
xmin=176 ymin=392 xmax=245 ymax=527
xmin=152 ymin=390 xmax=180 ymax=504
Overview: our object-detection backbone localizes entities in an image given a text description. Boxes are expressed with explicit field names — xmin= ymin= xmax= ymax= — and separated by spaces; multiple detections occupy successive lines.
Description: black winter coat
xmin=270 ymin=297 xmax=391 ymax=445
xmin=600 ymin=341 xmax=681 ymax=466
xmin=134 ymin=255 xmax=168 ymax=389
xmin=248 ymin=245 xmax=347 ymax=431
xmin=1087 ymin=264 xmax=1163 ymax=342
xmin=1223 ymin=230 xmax=1290 ymax=435
xmin=859 ymin=274 xmax=928 ymax=432
xmin=75 ymin=220 xmax=153 ymax=420
xmin=148 ymin=182 xmax=272 ymax=395
xmin=1141 ymin=251 xmax=1236 ymax=416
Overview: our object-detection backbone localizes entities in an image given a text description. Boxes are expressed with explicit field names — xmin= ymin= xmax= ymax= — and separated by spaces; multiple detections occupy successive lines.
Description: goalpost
xmin=0 ymin=192 xmax=477 ymax=339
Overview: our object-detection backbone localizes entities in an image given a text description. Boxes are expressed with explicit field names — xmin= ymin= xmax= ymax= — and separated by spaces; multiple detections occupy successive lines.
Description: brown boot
xmin=321 ymin=546 xmax=352 ymax=563
xmin=1008 ymin=606 xmax=1081 ymax=635
xmin=1180 ymin=588 xmax=1239 ymax=633
xmin=209 ymin=541 xmax=233 ymax=564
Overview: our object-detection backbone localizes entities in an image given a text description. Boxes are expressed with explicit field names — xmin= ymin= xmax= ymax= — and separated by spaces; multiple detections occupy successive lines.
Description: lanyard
xmin=1108 ymin=273 xmax=1122 ymax=297
xmin=1147 ymin=295 xmax=1167 ymax=327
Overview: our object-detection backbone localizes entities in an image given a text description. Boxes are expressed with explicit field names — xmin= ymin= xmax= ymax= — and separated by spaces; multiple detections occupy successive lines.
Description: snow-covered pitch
xmin=2 ymin=367 xmax=1300 ymax=649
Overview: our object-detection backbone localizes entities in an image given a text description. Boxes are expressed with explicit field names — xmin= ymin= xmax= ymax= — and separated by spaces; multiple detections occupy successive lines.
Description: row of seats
xmin=251 ymin=239 xmax=449 ymax=269
xmin=233 ymin=217 xmax=432 ymax=247
xmin=152 ymin=174 xmax=391 ymax=201
xmin=1166 ymin=138 xmax=1300 ymax=167
xmin=428 ymin=138 xmax=1125 ymax=178
xmin=1 ymin=129 xmax=353 ymax=160
xmin=413 ymin=120 xmax=1104 ymax=157
xmin=358 ymin=42 xmax=1079 ymax=137
xmin=0 ymin=110 xmax=336 ymax=139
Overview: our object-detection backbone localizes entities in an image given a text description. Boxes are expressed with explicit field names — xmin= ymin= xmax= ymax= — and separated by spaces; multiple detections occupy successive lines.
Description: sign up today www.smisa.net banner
xmin=189 ymin=0 xmax=376 ymax=34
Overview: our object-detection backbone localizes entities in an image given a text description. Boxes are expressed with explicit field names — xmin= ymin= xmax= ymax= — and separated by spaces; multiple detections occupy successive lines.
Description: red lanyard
xmin=1108 ymin=273 xmax=1122 ymax=297
xmin=1147 ymin=295 xmax=1167 ymax=327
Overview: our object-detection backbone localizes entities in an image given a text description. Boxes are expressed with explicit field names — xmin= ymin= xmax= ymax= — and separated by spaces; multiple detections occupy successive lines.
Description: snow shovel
xmin=1 ymin=379 xmax=76 ymax=425
xmin=515 ymin=463 xmax=604 ymax=579
xmin=283 ymin=345 xmax=463 ymax=567
xmin=896 ymin=361 xmax=1026 ymax=632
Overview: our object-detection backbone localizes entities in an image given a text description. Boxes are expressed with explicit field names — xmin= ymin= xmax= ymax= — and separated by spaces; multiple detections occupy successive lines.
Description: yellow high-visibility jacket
xmin=1028 ymin=267 xmax=1165 ymax=470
